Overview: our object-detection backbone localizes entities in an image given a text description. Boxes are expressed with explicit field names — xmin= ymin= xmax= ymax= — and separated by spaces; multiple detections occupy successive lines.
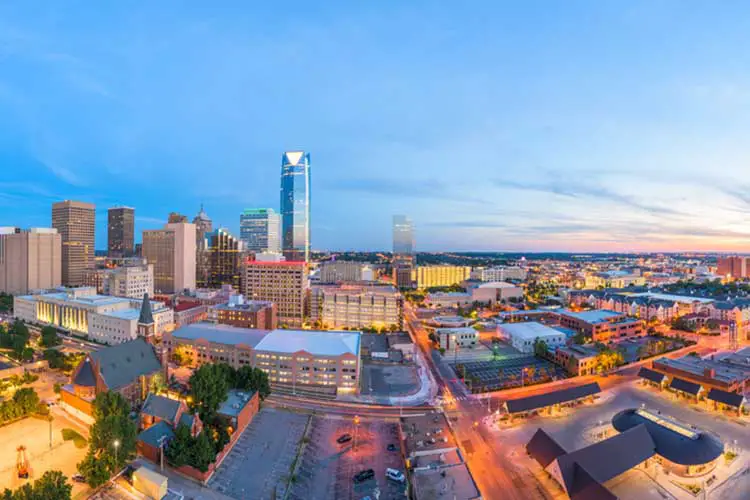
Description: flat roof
xmin=505 ymin=382 xmax=601 ymax=414
xmin=435 ymin=327 xmax=477 ymax=335
xmin=402 ymin=413 xmax=456 ymax=455
xmin=612 ymin=409 xmax=723 ymax=466
xmin=622 ymin=292 xmax=715 ymax=304
xmin=255 ymin=329 xmax=360 ymax=357
xmin=173 ymin=323 xmax=270 ymax=347
xmin=412 ymin=464 xmax=480 ymax=500
xmin=500 ymin=321 xmax=566 ymax=340
xmin=218 ymin=389 xmax=256 ymax=418
xmin=478 ymin=281 xmax=520 ymax=289
xmin=653 ymin=355 xmax=750 ymax=384
xmin=559 ymin=309 xmax=622 ymax=324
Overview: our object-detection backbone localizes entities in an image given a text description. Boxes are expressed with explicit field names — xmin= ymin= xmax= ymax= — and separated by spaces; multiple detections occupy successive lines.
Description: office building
xmin=392 ymin=215 xmax=414 ymax=255
xmin=557 ymin=309 xmax=645 ymax=342
xmin=280 ymin=151 xmax=311 ymax=262
xmin=52 ymin=200 xmax=95 ymax=286
xmin=392 ymin=255 xmax=415 ymax=289
xmin=412 ymin=265 xmax=471 ymax=289
xmin=108 ymin=207 xmax=135 ymax=257
xmin=214 ymin=300 xmax=277 ymax=330
xmin=142 ymin=222 xmax=196 ymax=293
xmin=310 ymin=284 xmax=403 ymax=330
xmin=240 ymin=208 xmax=280 ymax=254
xmin=14 ymin=287 xmax=173 ymax=345
xmin=470 ymin=266 xmax=527 ymax=282
xmin=0 ymin=227 xmax=61 ymax=295
xmin=193 ymin=204 xmax=213 ymax=286
xmin=499 ymin=322 xmax=566 ymax=354
xmin=198 ymin=228 xmax=242 ymax=290
xmin=163 ymin=325 xmax=361 ymax=395
xmin=436 ymin=327 xmax=479 ymax=350
xmin=242 ymin=257 xmax=307 ymax=327
xmin=101 ymin=264 xmax=154 ymax=299
xmin=318 ymin=260 xmax=374 ymax=284
xmin=717 ymin=256 xmax=750 ymax=280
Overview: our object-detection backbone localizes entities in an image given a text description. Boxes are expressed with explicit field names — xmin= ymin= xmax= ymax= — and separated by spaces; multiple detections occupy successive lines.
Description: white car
xmin=385 ymin=468 xmax=406 ymax=483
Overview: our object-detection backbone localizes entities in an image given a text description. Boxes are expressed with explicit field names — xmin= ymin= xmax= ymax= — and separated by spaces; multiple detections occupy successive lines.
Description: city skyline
xmin=3 ymin=2 xmax=750 ymax=252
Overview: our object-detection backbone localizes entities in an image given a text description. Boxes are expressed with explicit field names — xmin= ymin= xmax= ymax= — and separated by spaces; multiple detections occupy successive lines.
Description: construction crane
xmin=17 ymin=445 xmax=30 ymax=479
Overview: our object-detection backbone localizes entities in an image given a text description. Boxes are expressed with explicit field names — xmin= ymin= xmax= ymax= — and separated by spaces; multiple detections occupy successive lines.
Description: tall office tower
xmin=240 ymin=208 xmax=280 ymax=254
xmin=199 ymin=228 xmax=242 ymax=290
xmin=0 ymin=227 xmax=62 ymax=295
xmin=142 ymin=222 xmax=196 ymax=293
xmin=392 ymin=215 xmax=414 ymax=255
xmin=242 ymin=256 xmax=308 ymax=327
xmin=168 ymin=212 xmax=188 ymax=223
xmin=193 ymin=205 xmax=213 ymax=285
xmin=108 ymin=206 xmax=135 ymax=257
xmin=52 ymin=200 xmax=96 ymax=286
xmin=280 ymin=151 xmax=311 ymax=262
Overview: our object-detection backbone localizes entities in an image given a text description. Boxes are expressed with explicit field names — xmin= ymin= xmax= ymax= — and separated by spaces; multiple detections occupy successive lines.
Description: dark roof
xmin=669 ymin=377 xmax=702 ymax=396
xmin=612 ymin=409 xmax=724 ymax=466
xmin=526 ymin=428 xmax=567 ymax=468
xmin=569 ymin=464 xmax=618 ymax=500
xmin=142 ymin=393 xmax=181 ymax=423
xmin=505 ymin=382 xmax=601 ymax=414
xmin=138 ymin=293 xmax=154 ymax=324
xmin=73 ymin=358 xmax=97 ymax=387
xmin=638 ymin=367 xmax=666 ymax=384
xmin=90 ymin=338 xmax=162 ymax=391
xmin=707 ymin=388 xmax=745 ymax=408
xmin=137 ymin=421 xmax=175 ymax=448
xmin=178 ymin=412 xmax=195 ymax=429
xmin=556 ymin=425 xmax=655 ymax=494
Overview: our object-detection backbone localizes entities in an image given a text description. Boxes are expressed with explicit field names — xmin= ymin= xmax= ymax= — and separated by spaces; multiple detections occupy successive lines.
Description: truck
xmin=132 ymin=466 xmax=168 ymax=500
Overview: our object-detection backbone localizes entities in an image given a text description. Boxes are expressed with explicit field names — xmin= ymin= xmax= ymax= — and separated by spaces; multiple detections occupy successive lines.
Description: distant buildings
xmin=392 ymin=215 xmax=414 ymax=255
xmin=412 ymin=265 xmax=471 ymax=289
xmin=557 ymin=309 xmax=645 ymax=343
xmin=101 ymin=263 xmax=154 ymax=299
xmin=199 ymin=228 xmax=242 ymax=290
xmin=470 ymin=266 xmax=527 ymax=282
xmin=240 ymin=208 xmax=280 ymax=254
xmin=52 ymin=200 xmax=95 ymax=287
xmin=436 ymin=326 xmax=479 ymax=350
xmin=500 ymin=322 xmax=566 ymax=354
xmin=318 ymin=260 xmax=374 ymax=284
xmin=717 ymin=256 xmax=750 ymax=280
xmin=310 ymin=283 xmax=403 ymax=330
xmin=242 ymin=256 xmax=308 ymax=327
xmin=193 ymin=205 xmax=213 ymax=287
xmin=0 ymin=227 xmax=61 ymax=295
xmin=280 ymin=151 xmax=311 ymax=262
xmin=14 ymin=287 xmax=173 ymax=345
xmin=468 ymin=281 xmax=524 ymax=304
xmin=215 ymin=300 xmax=277 ymax=330
xmin=142 ymin=222 xmax=196 ymax=293
xmin=163 ymin=325 xmax=361 ymax=395
xmin=583 ymin=269 xmax=645 ymax=289
xmin=107 ymin=207 xmax=135 ymax=257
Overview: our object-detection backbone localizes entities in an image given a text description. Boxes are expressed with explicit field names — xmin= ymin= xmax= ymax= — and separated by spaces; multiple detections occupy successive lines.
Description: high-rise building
xmin=108 ymin=206 xmax=135 ymax=257
xmin=240 ymin=208 xmax=280 ymax=254
xmin=392 ymin=215 xmax=414 ymax=255
xmin=199 ymin=228 xmax=242 ymax=290
xmin=142 ymin=222 xmax=196 ymax=293
xmin=52 ymin=200 xmax=96 ymax=286
xmin=0 ymin=227 xmax=62 ymax=295
xmin=280 ymin=151 xmax=311 ymax=262
xmin=242 ymin=256 xmax=308 ymax=327
xmin=193 ymin=205 xmax=213 ymax=287
xmin=412 ymin=265 xmax=471 ymax=289
xmin=717 ymin=256 xmax=750 ymax=280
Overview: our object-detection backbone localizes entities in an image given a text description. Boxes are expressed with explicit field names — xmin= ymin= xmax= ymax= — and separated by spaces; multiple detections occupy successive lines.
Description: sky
xmin=2 ymin=1 xmax=750 ymax=253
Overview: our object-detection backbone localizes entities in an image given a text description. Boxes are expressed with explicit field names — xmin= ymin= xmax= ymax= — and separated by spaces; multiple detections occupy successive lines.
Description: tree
xmin=1 ymin=470 xmax=72 ymax=500
xmin=233 ymin=366 xmax=271 ymax=400
xmin=149 ymin=372 xmax=166 ymax=395
xmin=172 ymin=345 xmax=194 ymax=367
xmin=188 ymin=364 xmax=230 ymax=422
xmin=39 ymin=326 xmax=61 ymax=348
xmin=571 ymin=331 xmax=589 ymax=345
xmin=164 ymin=424 xmax=193 ymax=468
xmin=533 ymin=338 xmax=549 ymax=358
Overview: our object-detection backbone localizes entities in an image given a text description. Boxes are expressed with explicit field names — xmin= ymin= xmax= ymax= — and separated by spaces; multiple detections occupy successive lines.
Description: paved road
xmin=265 ymin=393 xmax=435 ymax=418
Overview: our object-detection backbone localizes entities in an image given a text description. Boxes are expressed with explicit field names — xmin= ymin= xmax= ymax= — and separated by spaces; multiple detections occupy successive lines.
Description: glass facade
xmin=280 ymin=151 xmax=311 ymax=262
xmin=392 ymin=215 xmax=414 ymax=254
xmin=240 ymin=208 xmax=280 ymax=253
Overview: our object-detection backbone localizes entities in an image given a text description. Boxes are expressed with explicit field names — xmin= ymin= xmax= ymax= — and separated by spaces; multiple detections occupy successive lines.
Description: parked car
xmin=353 ymin=469 xmax=375 ymax=483
xmin=386 ymin=468 xmax=406 ymax=483
xmin=71 ymin=474 xmax=86 ymax=483
xmin=387 ymin=443 xmax=398 ymax=452
xmin=337 ymin=433 xmax=353 ymax=444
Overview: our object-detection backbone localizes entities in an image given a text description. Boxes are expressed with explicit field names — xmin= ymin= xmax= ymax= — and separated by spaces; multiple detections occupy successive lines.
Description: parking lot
xmin=360 ymin=362 xmax=420 ymax=399
xmin=453 ymin=355 xmax=566 ymax=392
xmin=208 ymin=408 xmax=310 ymax=500
xmin=289 ymin=416 xmax=406 ymax=500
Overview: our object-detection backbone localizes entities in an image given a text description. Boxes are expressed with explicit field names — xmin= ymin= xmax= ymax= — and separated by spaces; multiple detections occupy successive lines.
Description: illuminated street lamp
xmin=113 ymin=439 xmax=120 ymax=467
xmin=353 ymin=415 xmax=361 ymax=453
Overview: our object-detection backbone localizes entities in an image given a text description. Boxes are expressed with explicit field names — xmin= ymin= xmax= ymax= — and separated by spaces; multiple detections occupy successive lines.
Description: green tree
xmin=188 ymin=364 xmax=230 ymax=422
xmin=77 ymin=453 xmax=111 ymax=489
xmin=164 ymin=424 xmax=193 ymax=467
xmin=233 ymin=366 xmax=271 ymax=400
xmin=1 ymin=470 xmax=72 ymax=500
xmin=533 ymin=338 xmax=549 ymax=358
xmin=190 ymin=430 xmax=218 ymax=472
xmin=39 ymin=326 xmax=61 ymax=348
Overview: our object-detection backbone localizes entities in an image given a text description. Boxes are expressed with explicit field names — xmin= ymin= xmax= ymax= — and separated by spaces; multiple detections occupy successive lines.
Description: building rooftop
xmin=402 ymin=413 xmax=456 ymax=456
xmin=653 ymin=354 xmax=750 ymax=385
xmin=214 ymin=301 xmax=273 ymax=313
xmin=505 ymin=382 xmax=601 ymax=414
xmin=412 ymin=464 xmax=480 ymax=500
xmin=255 ymin=329 xmax=361 ymax=357
xmin=559 ymin=309 xmax=623 ymax=324
xmin=500 ymin=321 xmax=566 ymax=340
xmin=218 ymin=389 xmax=256 ymax=418
xmin=172 ymin=323 xmax=270 ymax=348
xmin=478 ymin=281 xmax=521 ymax=289
xmin=142 ymin=393 xmax=181 ymax=423
xmin=435 ymin=326 xmax=477 ymax=336
xmin=622 ymin=292 xmax=715 ymax=304
xmin=137 ymin=420 xmax=175 ymax=449
xmin=557 ymin=345 xmax=599 ymax=359
xmin=88 ymin=338 xmax=162 ymax=391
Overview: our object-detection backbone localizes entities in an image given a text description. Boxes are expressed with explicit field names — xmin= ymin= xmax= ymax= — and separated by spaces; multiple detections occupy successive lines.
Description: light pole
xmin=113 ymin=439 xmax=120 ymax=468
xmin=353 ymin=415 xmax=361 ymax=453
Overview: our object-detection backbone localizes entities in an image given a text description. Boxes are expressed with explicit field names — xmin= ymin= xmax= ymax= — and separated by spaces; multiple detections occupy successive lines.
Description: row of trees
xmin=0 ymin=388 xmax=41 ymax=426
xmin=1 ymin=471 xmax=72 ymax=499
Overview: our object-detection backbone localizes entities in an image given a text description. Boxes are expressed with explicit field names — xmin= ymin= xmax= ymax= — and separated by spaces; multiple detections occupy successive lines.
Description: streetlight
xmin=113 ymin=439 xmax=120 ymax=467
xmin=353 ymin=415 xmax=361 ymax=453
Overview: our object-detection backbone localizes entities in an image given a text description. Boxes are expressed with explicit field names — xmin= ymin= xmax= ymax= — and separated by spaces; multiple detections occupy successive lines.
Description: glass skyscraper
xmin=392 ymin=215 xmax=414 ymax=254
xmin=240 ymin=208 xmax=280 ymax=253
xmin=280 ymin=151 xmax=311 ymax=262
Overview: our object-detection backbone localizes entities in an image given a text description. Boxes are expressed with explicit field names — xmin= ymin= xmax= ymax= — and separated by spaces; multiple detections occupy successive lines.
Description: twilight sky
xmin=2 ymin=1 xmax=750 ymax=253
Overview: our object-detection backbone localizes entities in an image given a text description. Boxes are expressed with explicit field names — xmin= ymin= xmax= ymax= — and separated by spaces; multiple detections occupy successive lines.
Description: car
xmin=386 ymin=468 xmax=406 ymax=483
xmin=337 ymin=433 xmax=353 ymax=444
xmin=353 ymin=469 xmax=375 ymax=483
xmin=387 ymin=443 xmax=398 ymax=452
xmin=71 ymin=474 xmax=86 ymax=483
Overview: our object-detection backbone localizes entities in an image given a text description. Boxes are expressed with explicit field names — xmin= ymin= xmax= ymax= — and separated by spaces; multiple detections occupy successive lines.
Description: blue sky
xmin=2 ymin=1 xmax=750 ymax=252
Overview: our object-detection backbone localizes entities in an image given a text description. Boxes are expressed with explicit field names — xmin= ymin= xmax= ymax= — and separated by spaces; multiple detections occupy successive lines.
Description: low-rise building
xmin=425 ymin=291 xmax=473 ymax=308
xmin=499 ymin=322 xmax=566 ymax=354
xmin=557 ymin=309 xmax=644 ymax=342
xmin=470 ymin=266 xmax=527 ymax=282
xmin=214 ymin=300 xmax=277 ymax=330
xmin=317 ymin=261 xmax=374 ymax=283
xmin=172 ymin=300 xmax=208 ymax=328
xmin=469 ymin=281 xmax=524 ymax=304
xmin=310 ymin=283 xmax=402 ymax=330
xmin=101 ymin=263 xmax=154 ymax=299
xmin=436 ymin=327 xmax=479 ymax=350
xmin=554 ymin=345 xmax=599 ymax=376
xmin=651 ymin=347 xmax=750 ymax=394
xmin=14 ymin=287 xmax=173 ymax=345
xmin=163 ymin=324 xmax=361 ymax=395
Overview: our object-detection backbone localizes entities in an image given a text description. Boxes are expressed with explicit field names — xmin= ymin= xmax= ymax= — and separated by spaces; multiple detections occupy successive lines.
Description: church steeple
xmin=138 ymin=293 xmax=155 ymax=340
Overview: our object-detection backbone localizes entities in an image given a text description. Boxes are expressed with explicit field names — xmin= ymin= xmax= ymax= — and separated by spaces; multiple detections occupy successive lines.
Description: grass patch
xmin=62 ymin=428 xmax=88 ymax=449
